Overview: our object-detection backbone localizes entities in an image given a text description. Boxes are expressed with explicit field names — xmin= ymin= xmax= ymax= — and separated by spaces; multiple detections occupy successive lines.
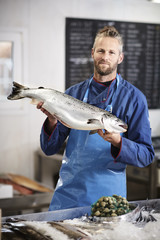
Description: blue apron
xmin=49 ymin=74 xmax=126 ymax=211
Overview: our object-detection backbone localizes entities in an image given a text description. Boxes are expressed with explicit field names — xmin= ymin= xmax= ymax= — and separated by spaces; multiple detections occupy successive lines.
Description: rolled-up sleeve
xmin=113 ymin=96 xmax=154 ymax=167
xmin=40 ymin=119 xmax=70 ymax=156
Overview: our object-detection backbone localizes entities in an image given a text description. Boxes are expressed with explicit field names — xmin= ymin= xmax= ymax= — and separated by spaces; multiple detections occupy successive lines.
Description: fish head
xmin=102 ymin=113 xmax=128 ymax=133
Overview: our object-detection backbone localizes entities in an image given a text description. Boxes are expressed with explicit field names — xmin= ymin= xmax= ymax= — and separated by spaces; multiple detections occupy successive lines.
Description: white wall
xmin=0 ymin=0 xmax=160 ymax=179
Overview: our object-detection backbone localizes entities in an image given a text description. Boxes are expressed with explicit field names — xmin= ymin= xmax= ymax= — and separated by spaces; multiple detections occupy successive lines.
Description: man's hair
xmin=93 ymin=26 xmax=123 ymax=53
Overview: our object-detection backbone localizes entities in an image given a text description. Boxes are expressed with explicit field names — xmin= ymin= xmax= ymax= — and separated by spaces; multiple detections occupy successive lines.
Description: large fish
xmin=7 ymin=82 xmax=128 ymax=133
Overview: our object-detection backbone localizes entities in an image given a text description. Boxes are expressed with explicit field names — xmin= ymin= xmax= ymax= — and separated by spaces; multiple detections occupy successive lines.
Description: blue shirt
xmin=40 ymin=74 xmax=154 ymax=168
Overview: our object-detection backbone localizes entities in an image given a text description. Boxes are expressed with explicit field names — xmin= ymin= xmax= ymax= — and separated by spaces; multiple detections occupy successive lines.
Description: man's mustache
xmin=98 ymin=60 xmax=110 ymax=64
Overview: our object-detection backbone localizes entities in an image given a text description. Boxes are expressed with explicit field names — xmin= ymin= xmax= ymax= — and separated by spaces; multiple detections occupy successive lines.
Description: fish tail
xmin=7 ymin=82 xmax=29 ymax=100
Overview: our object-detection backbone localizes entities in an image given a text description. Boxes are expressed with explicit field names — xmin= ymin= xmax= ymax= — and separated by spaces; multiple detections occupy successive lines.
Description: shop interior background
xmin=0 ymin=0 xmax=160 ymax=181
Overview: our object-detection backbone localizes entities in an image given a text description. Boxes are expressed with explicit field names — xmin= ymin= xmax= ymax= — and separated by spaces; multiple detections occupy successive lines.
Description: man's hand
xmin=37 ymin=102 xmax=57 ymax=132
xmin=97 ymin=129 xmax=121 ymax=148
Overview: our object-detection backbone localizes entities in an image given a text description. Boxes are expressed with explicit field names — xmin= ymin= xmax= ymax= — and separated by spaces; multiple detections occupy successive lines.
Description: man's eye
xmin=98 ymin=49 xmax=103 ymax=53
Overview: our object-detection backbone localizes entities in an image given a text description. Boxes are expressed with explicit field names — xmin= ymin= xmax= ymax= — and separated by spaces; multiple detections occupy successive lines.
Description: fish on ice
xmin=7 ymin=82 xmax=128 ymax=133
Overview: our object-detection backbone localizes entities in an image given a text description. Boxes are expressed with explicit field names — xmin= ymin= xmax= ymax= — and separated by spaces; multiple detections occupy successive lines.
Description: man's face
xmin=92 ymin=37 xmax=123 ymax=76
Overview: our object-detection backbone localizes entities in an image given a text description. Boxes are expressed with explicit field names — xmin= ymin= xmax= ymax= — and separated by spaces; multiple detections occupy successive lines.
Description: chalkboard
xmin=65 ymin=18 xmax=160 ymax=109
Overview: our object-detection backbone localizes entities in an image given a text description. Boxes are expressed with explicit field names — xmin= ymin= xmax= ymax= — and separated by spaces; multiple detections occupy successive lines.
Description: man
xmin=37 ymin=26 xmax=154 ymax=211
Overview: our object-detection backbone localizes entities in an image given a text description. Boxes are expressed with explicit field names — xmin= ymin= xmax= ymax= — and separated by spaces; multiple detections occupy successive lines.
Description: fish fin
xmin=30 ymin=98 xmax=40 ymax=105
xmin=7 ymin=82 xmax=29 ymax=100
xmin=87 ymin=119 xmax=100 ymax=124
xmin=89 ymin=130 xmax=98 ymax=135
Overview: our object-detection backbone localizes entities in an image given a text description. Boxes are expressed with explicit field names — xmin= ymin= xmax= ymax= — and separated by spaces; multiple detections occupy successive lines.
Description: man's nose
xmin=102 ymin=51 xmax=109 ymax=60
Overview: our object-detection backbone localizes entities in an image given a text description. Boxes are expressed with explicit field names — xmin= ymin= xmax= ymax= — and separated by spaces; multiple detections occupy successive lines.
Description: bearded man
xmin=37 ymin=26 xmax=154 ymax=211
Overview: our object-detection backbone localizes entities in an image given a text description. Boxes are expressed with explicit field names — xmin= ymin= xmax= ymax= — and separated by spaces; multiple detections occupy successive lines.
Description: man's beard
xmin=94 ymin=60 xmax=118 ymax=76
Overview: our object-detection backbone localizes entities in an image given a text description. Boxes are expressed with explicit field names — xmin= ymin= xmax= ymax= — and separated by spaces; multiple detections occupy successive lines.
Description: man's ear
xmin=118 ymin=52 xmax=124 ymax=65
xmin=91 ymin=48 xmax=94 ymax=59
